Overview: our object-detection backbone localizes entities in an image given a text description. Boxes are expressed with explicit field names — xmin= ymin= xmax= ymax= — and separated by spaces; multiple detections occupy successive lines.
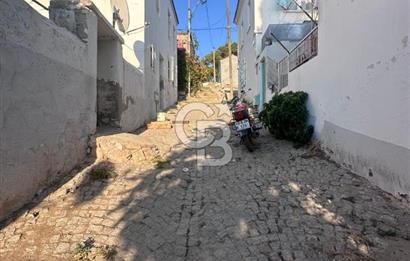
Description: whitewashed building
xmin=239 ymin=0 xmax=410 ymax=195
xmin=283 ymin=0 xmax=410 ymax=195
xmin=26 ymin=0 xmax=179 ymax=130
xmin=234 ymin=0 xmax=312 ymax=107
xmin=145 ymin=0 xmax=179 ymax=112
xmin=0 ymin=0 xmax=178 ymax=221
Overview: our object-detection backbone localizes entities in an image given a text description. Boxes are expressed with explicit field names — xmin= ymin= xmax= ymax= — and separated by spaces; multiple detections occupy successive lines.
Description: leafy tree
xmin=177 ymin=49 xmax=187 ymax=93
xmin=178 ymin=33 xmax=211 ymax=95
xmin=202 ymin=42 xmax=238 ymax=81
xmin=187 ymin=55 xmax=211 ymax=94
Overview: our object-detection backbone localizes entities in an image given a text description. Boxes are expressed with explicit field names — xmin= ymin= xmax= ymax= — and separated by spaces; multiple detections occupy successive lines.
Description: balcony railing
xmin=289 ymin=27 xmax=318 ymax=72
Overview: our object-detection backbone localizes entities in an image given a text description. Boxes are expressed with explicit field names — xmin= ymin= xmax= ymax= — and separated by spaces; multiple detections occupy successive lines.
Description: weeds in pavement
xmin=99 ymin=245 xmax=118 ymax=260
xmin=73 ymin=237 xmax=117 ymax=260
xmin=89 ymin=167 xmax=118 ymax=181
xmin=73 ymin=237 xmax=95 ymax=260
xmin=154 ymin=156 xmax=171 ymax=169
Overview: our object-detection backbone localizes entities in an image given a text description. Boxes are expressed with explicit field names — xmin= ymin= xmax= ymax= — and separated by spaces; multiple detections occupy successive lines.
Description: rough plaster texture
xmin=120 ymin=61 xmax=147 ymax=131
xmin=96 ymin=39 xmax=123 ymax=128
xmin=284 ymin=0 xmax=410 ymax=194
xmin=0 ymin=0 xmax=97 ymax=220
xmin=97 ymin=80 xmax=121 ymax=127
xmin=220 ymin=55 xmax=239 ymax=88
xmin=321 ymin=122 xmax=410 ymax=194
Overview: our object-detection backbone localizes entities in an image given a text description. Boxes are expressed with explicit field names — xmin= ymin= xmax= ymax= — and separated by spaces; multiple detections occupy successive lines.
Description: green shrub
xmin=260 ymin=91 xmax=314 ymax=145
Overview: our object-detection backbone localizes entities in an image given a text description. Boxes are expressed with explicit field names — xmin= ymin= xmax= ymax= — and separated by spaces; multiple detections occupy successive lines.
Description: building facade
xmin=237 ymin=0 xmax=410 ymax=195
xmin=177 ymin=32 xmax=194 ymax=55
xmin=0 ymin=0 xmax=178 ymax=221
xmin=26 ymin=0 xmax=179 ymax=128
xmin=220 ymin=55 xmax=239 ymax=90
xmin=234 ymin=0 xmax=259 ymax=104
xmin=145 ymin=0 xmax=179 ymax=112
xmin=283 ymin=0 xmax=410 ymax=195
xmin=234 ymin=0 xmax=315 ymax=107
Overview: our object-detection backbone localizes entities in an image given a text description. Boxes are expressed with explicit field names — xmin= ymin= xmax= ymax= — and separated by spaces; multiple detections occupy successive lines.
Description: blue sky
xmin=174 ymin=0 xmax=238 ymax=58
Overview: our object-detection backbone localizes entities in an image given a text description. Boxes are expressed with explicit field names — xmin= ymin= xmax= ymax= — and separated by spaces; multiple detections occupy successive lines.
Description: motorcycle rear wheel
xmin=243 ymin=134 xmax=254 ymax=152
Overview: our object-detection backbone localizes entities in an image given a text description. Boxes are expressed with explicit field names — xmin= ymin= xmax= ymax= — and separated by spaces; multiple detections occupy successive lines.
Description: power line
xmin=205 ymin=0 xmax=215 ymax=49
xmin=191 ymin=27 xmax=227 ymax=31
xmin=211 ymin=15 xmax=226 ymax=27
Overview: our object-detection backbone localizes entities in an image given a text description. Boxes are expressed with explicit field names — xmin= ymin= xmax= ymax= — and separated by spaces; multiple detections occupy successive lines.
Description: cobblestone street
xmin=1 ymin=90 xmax=410 ymax=261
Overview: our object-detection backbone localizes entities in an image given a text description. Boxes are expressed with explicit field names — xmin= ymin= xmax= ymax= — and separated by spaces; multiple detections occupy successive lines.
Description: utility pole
xmin=225 ymin=0 xmax=233 ymax=98
xmin=213 ymin=49 xmax=216 ymax=83
xmin=187 ymin=0 xmax=192 ymax=97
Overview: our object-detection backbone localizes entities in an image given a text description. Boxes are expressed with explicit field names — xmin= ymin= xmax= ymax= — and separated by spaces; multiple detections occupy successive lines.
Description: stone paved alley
xmin=1 ymin=89 xmax=410 ymax=261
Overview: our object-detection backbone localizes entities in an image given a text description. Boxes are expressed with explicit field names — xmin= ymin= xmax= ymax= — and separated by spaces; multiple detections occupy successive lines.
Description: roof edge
xmin=170 ymin=0 xmax=179 ymax=25
xmin=233 ymin=0 xmax=244 ymax=25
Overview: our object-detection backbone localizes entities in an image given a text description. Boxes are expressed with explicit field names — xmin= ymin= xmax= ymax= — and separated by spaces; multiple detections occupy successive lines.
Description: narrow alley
xmin=1 ymin=0 xmax=410 ymax=260
xmin=1 ymin=88 xmax=409 ymax=261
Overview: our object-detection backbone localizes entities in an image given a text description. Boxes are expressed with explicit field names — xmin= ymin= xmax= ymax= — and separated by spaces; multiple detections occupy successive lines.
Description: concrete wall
xmin=284 ymin=0 xmax=410 ymax=195
xmin=220 ymin=55 xmax=239 ymax=89
xmin=0 ymin=0 xmax=97 ymax=219
xmin=121 ymin=61 xmax=147 ymax=129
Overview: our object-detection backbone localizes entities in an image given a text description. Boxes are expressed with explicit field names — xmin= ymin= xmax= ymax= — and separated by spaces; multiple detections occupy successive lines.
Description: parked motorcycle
xmin=229 ymin=90 xmax=263 ymax=152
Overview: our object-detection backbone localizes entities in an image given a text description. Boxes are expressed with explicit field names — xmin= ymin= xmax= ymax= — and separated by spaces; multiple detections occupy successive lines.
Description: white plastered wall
xmin=284 ymin=0 xmax=410 ymax=194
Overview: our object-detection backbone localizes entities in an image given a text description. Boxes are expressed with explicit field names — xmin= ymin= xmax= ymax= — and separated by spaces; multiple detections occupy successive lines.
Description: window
xmin=173 ymin=26 xmax=177 ymax=49
xmin=168 ymin=11 xmax=171 ymax=40
xmin=239 ymin=61 xmax=247 ymax=89
xmin=150 ymin=45 xmax=156 ymax=71
xmin=278 ymin=57 xmax=289 ymax=89
xmin=168 ymin=56 xmax=175 ymax=82
xmin=156 ymin=0 xmax=160 ymax=15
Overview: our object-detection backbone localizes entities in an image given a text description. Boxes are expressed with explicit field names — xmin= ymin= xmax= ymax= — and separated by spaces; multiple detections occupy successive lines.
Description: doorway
xmin=94 ymin=8 xmax=124 ymax=129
